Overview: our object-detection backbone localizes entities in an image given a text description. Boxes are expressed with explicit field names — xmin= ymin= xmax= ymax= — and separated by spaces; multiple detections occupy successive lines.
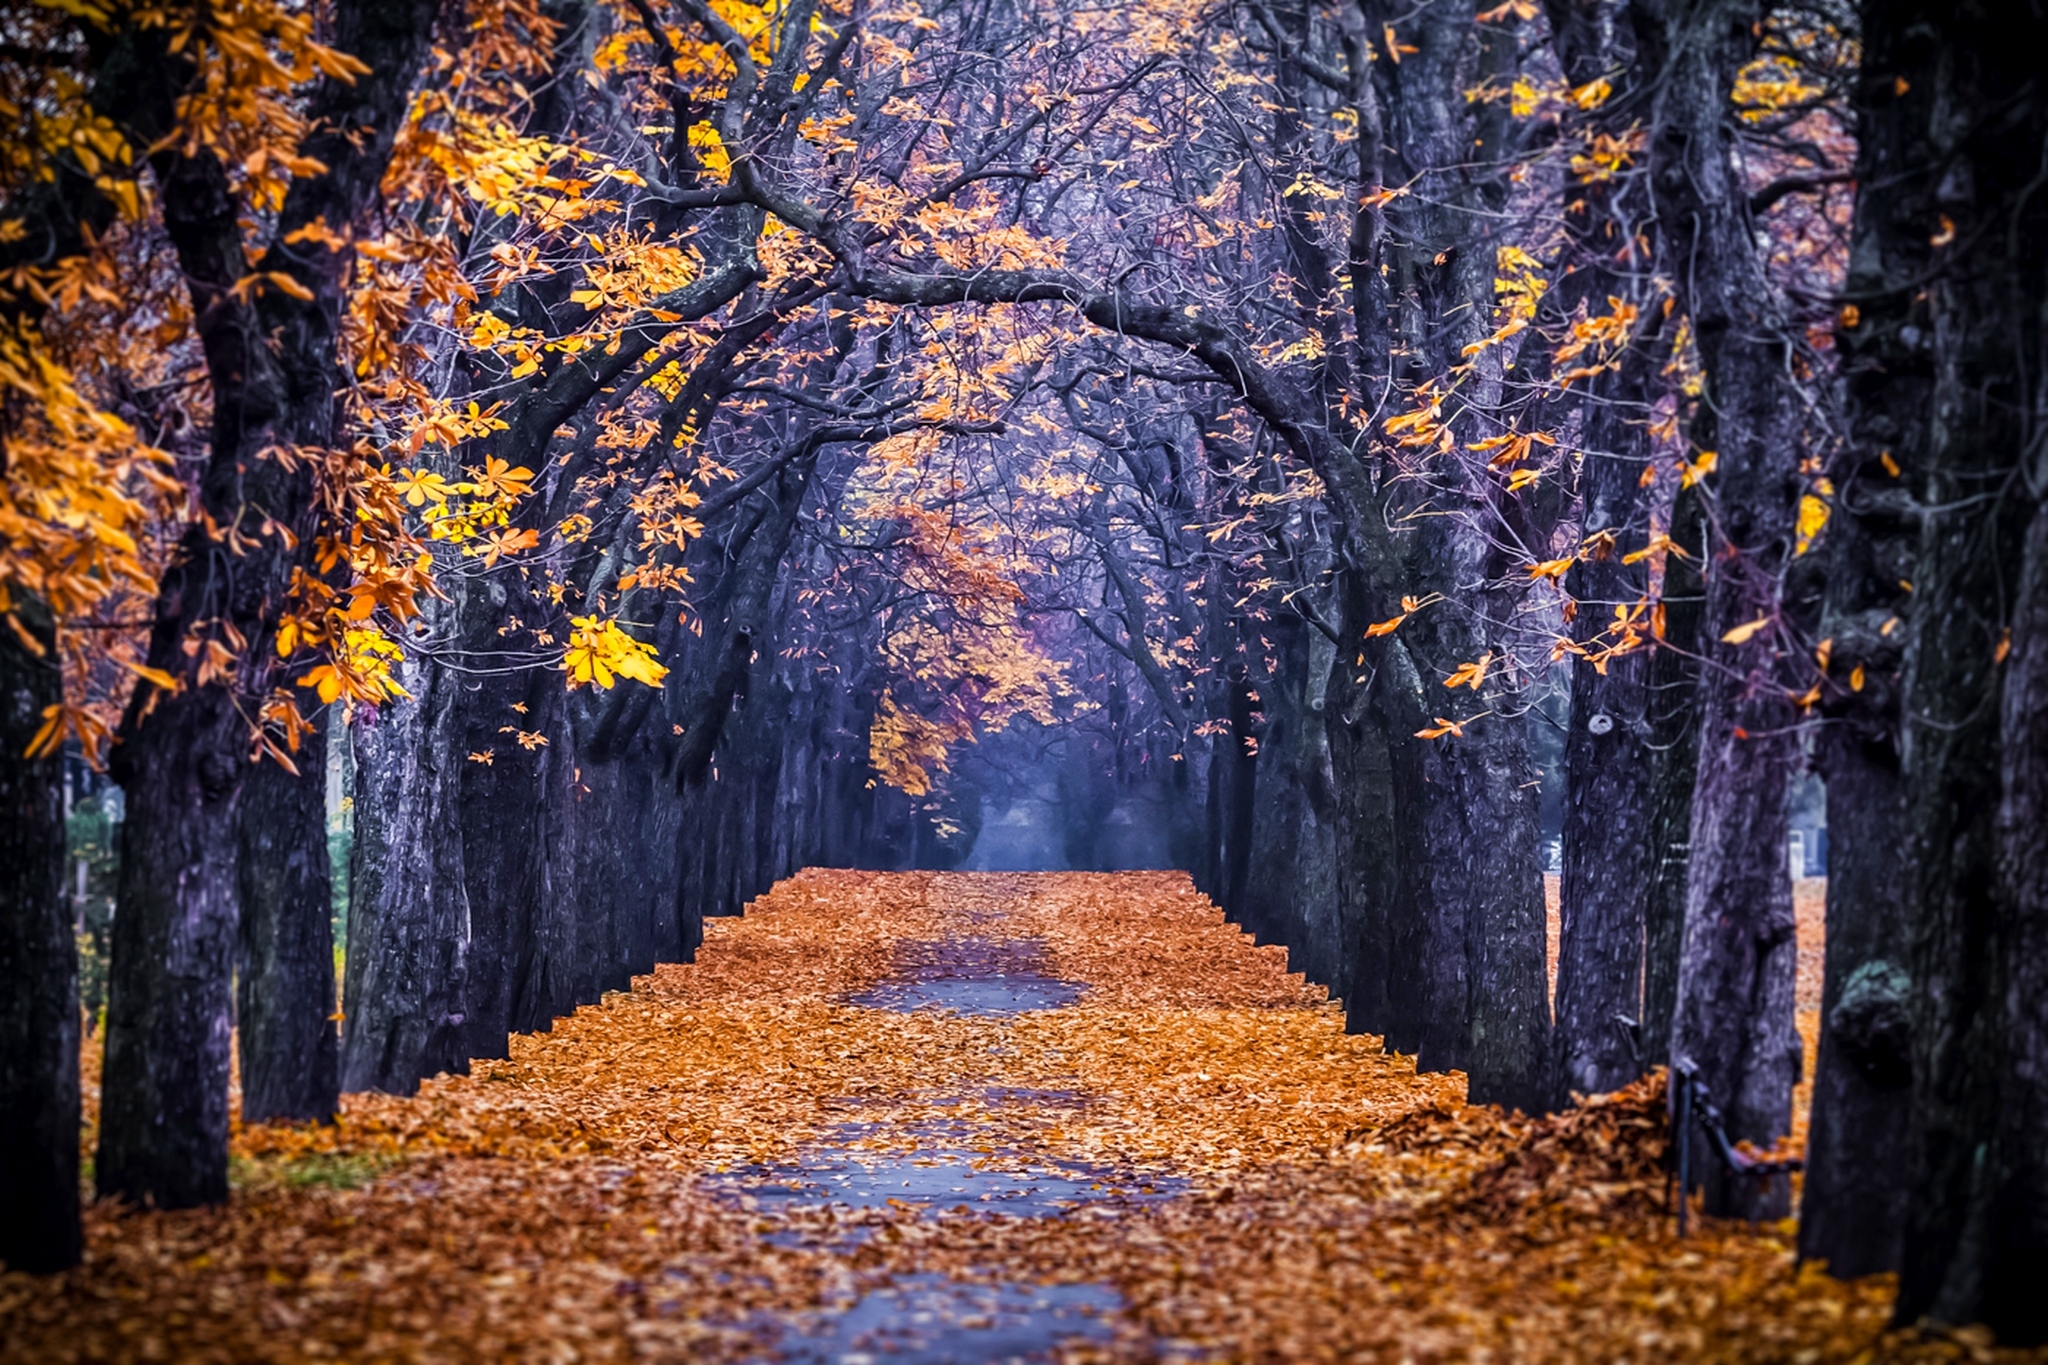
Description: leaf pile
xmin=10 ymin=870 xmax=2046 ymax=1363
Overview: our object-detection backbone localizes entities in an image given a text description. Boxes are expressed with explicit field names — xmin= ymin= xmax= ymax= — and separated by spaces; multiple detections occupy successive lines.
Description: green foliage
xmin=230 ymin=1150 xmax=395 ymax=1192
xmin=65 ymin=783 xmax=119 ymax=1027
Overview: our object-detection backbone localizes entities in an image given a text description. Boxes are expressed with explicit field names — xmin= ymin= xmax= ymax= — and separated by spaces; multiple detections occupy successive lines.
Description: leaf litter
xmin=5 ymin=869 xmax=2042 ymax=1362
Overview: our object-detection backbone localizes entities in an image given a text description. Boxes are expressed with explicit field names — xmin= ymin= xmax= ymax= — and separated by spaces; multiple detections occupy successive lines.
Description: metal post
xmin=1674 ymin=1065 xmax=1692 ymax=1238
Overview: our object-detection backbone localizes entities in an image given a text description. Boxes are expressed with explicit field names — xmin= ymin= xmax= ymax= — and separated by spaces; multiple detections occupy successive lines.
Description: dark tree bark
xmin=1325 ymin=674 xmax=1400 ymax=1039
xmin=0 ymin=602 xmax=80 ymax=1272
xmin=1239 ymin=615 xmax=1341 ymax=990
xmin=1544 ymin=0 xmax=1668 ymax=1105
xmin=1636 ymin=0 xmax=1804 ymax=1219
xmin=341 ymin=659 xmax=473 ymax=1095
xmin=236 ymin=715 xmax=339 ymax=1123
xmin=1641 ymin=483 xmax=1704 ymax=1065
xmin=1987 ymin=502 xmax=2048 ymax=1341
xmin=0 ymin=12 xmax=184 ymax=1259
xmin=1842 ymin=0 xmax=2048 ymax=1338
xmin=100 ymin=1 xmax=440 ymax=1195
xmin=1799 ymin=727 xmax=1910 ymax=1274
xmin=1793 ymin=2 xmax=1928 ymax=1270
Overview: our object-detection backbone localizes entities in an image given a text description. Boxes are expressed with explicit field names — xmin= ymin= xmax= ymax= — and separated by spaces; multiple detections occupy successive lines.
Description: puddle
xmin=849 ymin=976 xmax=1082 ymax=1015
xmin=847 ymin=938 xmax=1085 ymax=1017
xmin=716 ymin=933 xmax=1188 ymax=1359
xmin=760 ymin=1273 xmax=1120 ymax=1364
xmin=712 ymin=1147 xmax=1170 ymax=1217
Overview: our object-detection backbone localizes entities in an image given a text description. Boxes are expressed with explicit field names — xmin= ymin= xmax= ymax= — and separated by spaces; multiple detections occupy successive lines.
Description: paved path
xmin=7 ymin=871 xmax=1914 ymax=1363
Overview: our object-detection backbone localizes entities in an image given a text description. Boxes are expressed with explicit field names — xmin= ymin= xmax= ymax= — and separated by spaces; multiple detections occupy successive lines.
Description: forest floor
xmin=4 ymin=870 xmax=2037 ymax=1363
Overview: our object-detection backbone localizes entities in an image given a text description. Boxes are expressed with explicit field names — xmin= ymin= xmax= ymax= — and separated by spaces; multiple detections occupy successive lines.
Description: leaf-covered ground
xmin=4 ymin=871 xmax=2039 ymax=1362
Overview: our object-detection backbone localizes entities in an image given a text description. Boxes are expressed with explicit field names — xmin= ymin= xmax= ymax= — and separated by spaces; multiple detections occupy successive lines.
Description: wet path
xmin=705 ymin=883 xmax=1187 ymax=1361
xmin=10 ymin=872 xmax=1907 ymax=1364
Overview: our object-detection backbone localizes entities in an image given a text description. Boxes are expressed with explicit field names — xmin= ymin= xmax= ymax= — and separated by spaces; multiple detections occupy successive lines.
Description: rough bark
xmin=1637 ymin=0 xmax=1803 ymax=1219
xmin=1545 ymin=0 xmax=1666 ymax=1105
xmin=0 ymin=602 xmax=80 ymax=1272
xmin=1641 ymin=483 xmax=1704 ymax=1065
xmin=1799 ymin=728 xmax=1910 ymax=1275
xmin=1324 ymin=674 xmax=1401 ymax=1039
xmin=1355 ymin=0 xmax=1551 ymax=1110
xmin=1793 ymin=7 xmax=1929 ymax=1269
xmin=1866 ymin=0 xmax=2048 ymax=1336
xmin=236 ymin=715 xmax=339 ymax=1123
xmin=1987 ymin=502 xmax=2048 ymax=1341
xmin=342 ymin=656 xmax=473 ymax=1094
xmin=1239 ymin=617 xmax=1341 ymax=990
xmin=99 ymin=0 xmax=439 ymax=1205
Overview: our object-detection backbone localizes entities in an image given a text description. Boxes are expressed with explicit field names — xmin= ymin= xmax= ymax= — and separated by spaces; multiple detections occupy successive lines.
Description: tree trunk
xmin=341 ymin=656 xmax=474 ymax=1095
xmin=1325 ymin=661 xmax=1401 ymax=1040
xmin=99 ymin=685 xmax=244 ymax=1206
xmin=98 ymin=0 xmax=438 ymax=1203
xmin=1799 ymin=729 xmax=1910 ymax=1275
xmin=0 ymin=602 xmax=80 ymax=1270
xmin=1985 ymin=502 xmax=2048 ymax=1342
xmin=1638 ymin=0 xmax=1803 ymax=1219
xmin=1545 ymin=0 xmax=1665 ymax=1104
xmin=1554 ymin=647 xmax=1655 ymax=1099
xmin=1641 ymin=483 xmax=1705 ymax=1065
xmin=236 ymin=714 xmax=339 ymax=1124
xmin=1793 ymin=7 xmax=1931 ymax=1266
xmin=1863 ymin=1 xmax=2048 ymax=1335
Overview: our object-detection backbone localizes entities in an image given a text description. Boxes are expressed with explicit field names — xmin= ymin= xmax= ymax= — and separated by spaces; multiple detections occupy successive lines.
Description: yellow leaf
xmin=1721 ymin=616 xmax=1771 ymax=646
xmin=1794 ymin=493 xmax=1830 ymax=555
xmin=1443 ymin=652 xmax=1493 ymax=691
xmin=266 ymin=271 xmax=316 ymax=302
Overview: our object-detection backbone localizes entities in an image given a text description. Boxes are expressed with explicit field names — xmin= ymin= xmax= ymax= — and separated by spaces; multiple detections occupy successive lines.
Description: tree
xmin=1802 ymin=0 xmax=2048 ymax=1337
xmin=98 ymin=0 xmax=440 ymax=1208
xmin=1635 ymin=0 xmax=1807 ymax=1220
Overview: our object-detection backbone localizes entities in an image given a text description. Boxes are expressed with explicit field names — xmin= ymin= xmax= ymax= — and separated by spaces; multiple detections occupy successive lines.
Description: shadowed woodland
xmin=3 ymin=0 xmax=2048 ymax=1357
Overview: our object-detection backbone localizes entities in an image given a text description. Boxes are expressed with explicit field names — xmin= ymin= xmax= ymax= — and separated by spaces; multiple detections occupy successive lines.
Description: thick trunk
xmin=1326 ymin=661 xmax=1401 ymax=1039
xmin=235 ymin=716 xmax=339 ymax=1123
xmin=98 ymin=0 xmax=438 ymax=1202
xmin=1674 ymin=674 xmax=1799 ymax=1218
xmin=456 ymin=657 xmax=564 ymax=1047
xmin=1552 ymin=371 xmax=1665 ymax=1099
xmin=1794 ymin=21 xmax=1929 ymax=1266
xmin=0 ymin=604 xmax=80 ymax=1270
xmin=341 ymin=657 xmax=473 ymax=1095
xmin=1355 ymin=0 xmax=1548 ymax=1111
xmin=1985 ymin=502 xmax=2048 ymax=1341
xmin=1641 ymin=485 xmax=1705 ymax=1065
xmin=1241 ymin=632 xmax=1342 ymax=991
xmin=1640 ymin=0 xmax=1802 ymax=1219
xmin=1375 ymin=627 xmax=1551 ymax=1112
xmin=1808 ymin=3 xmax=2048 ymax=1336
xmin=1554 ymin=643 xmax=1655 ymax=1099
xmin=1546 ymin=2 xmax=1664 ymax=1104
xmin=1799 ymin=729 xmax=1910 ymax=1275
xmin=99 ymin=689 xmax=243 ymax=1206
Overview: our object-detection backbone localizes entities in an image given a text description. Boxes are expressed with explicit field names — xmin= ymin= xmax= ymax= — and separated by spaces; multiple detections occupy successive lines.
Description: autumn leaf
xmin=1443 ymin=652 xmax=1493 ymax=691
xmin=1721 ymin=616 xmax=1772 ymax=646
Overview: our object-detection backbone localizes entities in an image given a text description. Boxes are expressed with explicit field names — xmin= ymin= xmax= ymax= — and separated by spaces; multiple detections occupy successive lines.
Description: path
xmin=4 ymin=873 xmax=1944 ymax=1361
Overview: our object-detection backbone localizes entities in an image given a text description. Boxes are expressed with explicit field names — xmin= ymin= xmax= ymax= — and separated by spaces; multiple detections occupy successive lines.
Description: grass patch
xmin=230 ymin=1150 xmax=396 ymax=1192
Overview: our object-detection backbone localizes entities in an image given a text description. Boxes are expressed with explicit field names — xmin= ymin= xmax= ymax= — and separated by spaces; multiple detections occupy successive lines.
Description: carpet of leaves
xmin=4 ymin=870 xmax=2039 ymax=1362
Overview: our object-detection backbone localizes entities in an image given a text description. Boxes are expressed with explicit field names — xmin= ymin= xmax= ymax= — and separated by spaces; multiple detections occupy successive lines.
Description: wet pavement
xmin=714 ymin=926 xmax=1172 ymax=1363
